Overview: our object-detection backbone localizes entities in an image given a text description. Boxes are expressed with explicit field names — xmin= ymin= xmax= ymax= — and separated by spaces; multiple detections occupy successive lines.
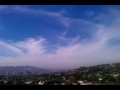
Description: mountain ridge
xmin=0 ymin=66 xmax=70 ymax=75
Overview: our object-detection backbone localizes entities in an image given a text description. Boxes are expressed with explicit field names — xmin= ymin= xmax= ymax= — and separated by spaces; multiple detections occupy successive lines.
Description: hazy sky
xmin=0 ymin=5 xmax=120 ymax=70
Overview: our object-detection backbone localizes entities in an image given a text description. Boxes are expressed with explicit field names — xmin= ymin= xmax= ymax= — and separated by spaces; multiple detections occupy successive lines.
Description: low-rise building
xmin=113 ymin=74 xmax=119 ymax=78
xmin=25 ymin=81 xmax=32 ymax=85
xmin=38 ymin=81 xmax=44 ymax=85
xmin=81 ymin=82 xmax=93 ymax=85
xmin=4 ymin=80 xmax=7 ymax=83
xmin=99 ymin=78 xmax=103 ymax=81
xmin=78 ymin=80 xmax=83 ymax=84
xmin=72 ymin=83 xmax=77 ymax=85
xmin=62 ymin=83 xmax=65 ymax=85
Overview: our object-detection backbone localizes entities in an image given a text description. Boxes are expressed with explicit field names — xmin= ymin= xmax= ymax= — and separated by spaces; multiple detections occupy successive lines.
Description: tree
xmin=102 ymin=74 xmax=115 ymax=84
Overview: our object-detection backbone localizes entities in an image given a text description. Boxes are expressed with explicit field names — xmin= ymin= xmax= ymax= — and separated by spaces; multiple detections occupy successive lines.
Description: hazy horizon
xmin=0 ymin=5 xmax=120 ymax=70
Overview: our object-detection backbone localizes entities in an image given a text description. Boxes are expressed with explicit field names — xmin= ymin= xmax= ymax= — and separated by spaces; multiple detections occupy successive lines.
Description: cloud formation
xmin=0 ymin=6 xmax=120 ymax=70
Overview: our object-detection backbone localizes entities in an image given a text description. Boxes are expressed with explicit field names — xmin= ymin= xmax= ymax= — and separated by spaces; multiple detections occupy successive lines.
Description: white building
xmin=25 ymin=81 xmax=32 ymax=85
xmin=62 ymin=83 xmax=65 ymax=85
xmin=81 ymin=82 xmax=93 ymax=85
xmin=72 ymin=83 xmax=77 ymax=85
xmin=4 ymin=80 xmax=7 ymax=84
xmin=99 ymin=78 xmax=103 ymax=81
xmin=78 ymin=80 xmax=83 ymax=84
xmin=38 ymin=81 xmax=44 ymax=85
xmin=78 ymin=80 xmax=93 ymax=85
xmin=113 ymin=74 xmax=119 ymax=78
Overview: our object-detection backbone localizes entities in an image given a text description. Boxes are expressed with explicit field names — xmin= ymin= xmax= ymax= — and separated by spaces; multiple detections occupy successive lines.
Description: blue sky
xmin=0 ymin=5 xmax=120 ymax=70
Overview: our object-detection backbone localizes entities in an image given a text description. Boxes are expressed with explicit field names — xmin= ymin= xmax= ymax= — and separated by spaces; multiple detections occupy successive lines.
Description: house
xmin=78 ymin=80 xmax=83 ymax=84
xmin=63 ymin=77 xmax=66 ymax=80
xmin=113 ymin=74 xmax=119 ymax=78
xmin=4 ymin=80 xmax=7 ymax=84
xmin=78 ymin=80 xmax=91 ymax=85
xmin=80 ymin=83 xmax=86 ymax=85
xmin=25 ymin=81 xmax=32 ymax=85
xmin=72 ymin=83 xmax=77 ymax=85
xmin=54 ymin=83 xmax=58 ymax=85
xmin=99 ymin=78 xmax=103 ymax=81
xmin=38 ymin=81 xmax=44 ymax=85
xmin=80 ymin=82 xmax=93 ymax=85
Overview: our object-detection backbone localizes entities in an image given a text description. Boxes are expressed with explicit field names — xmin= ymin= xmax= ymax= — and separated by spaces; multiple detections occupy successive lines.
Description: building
xmin=99 ymin=78 xmax=103 ymax=81
xmin=112 ymin=74 xmax=119 ymax=78
xmin=25 ymin=81 xmax=32 ymax=85
xmin=62 ymin=83 xmax=65 ymax=85
xmin=78 ymin=80 xmax=84 ymax=84
xmin=38 ymin=81 xmax=44 ymax=85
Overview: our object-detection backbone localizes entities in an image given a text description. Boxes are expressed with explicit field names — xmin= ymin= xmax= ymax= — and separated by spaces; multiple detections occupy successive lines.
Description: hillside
xmin=0 ymin=66 xmax=52 ymax=74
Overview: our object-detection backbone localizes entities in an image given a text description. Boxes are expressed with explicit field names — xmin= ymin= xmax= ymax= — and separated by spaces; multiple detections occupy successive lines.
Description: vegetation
xmin=0 ymin=62 xmax=120 ymax=85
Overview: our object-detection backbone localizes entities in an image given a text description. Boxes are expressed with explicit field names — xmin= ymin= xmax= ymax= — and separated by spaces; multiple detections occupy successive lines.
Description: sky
xmin=0 ymin=5 xmax=120 ymax=70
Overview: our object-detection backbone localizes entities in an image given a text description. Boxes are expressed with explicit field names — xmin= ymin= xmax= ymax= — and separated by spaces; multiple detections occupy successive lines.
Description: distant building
xmin=99 ymin=78 xmax=103 ymax=81
xmin=112 ymin=74 xmax=119 ymax=78
xmin=78 ymin=80 xmax=92 ymax=85
xmin=78 ymin=80 xmax=83 ymax=84
xmin=38 ymin=81 xmax=44 ymax=85
xmin=62 ymin=83 xmax=65 ymax=85
xmin=72 ymin=83 xmax=77 ymax=85
xmin=80 ymin=82 xmax=93 ymax=85
xmin=25 ymin=81 xmax=32 ymax=85
xmin=63 ymin=77 xmax=66 ymax=80
xmin=110 ymin=64 xmax=116 ymax=67
xmin=4 ymin=80 xmax=7 ymax=84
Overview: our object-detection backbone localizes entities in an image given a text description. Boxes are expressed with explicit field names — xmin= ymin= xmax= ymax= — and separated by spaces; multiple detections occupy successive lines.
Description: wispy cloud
xmin=0 ymin=40 xmax=24 ymax=56
xmin=0 ymin=5 xmax=8 ymax=10
xmin=12 ymin=6 xmax=61 ymax=17
xmin=0 ymin=6 xmax=120 ymax=69
xmin=2 ymin=6 xmax=71 ymax=28
xmin=0 ymin=24 xmax=114 ymax=69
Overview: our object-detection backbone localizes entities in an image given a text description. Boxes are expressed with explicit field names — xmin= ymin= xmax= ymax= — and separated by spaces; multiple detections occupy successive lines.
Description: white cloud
xmin=3 ymin=6 xmax=70 ymax=28
xmin=0 ymin=26 xmax=119 ymax=70
xmin=0 ymin=40 xmax=24 ymax=56
xmin=1 ymin=6 xmax=120 ymax=69
xmin=12 ymin=6 xmax=61 ymax=17
xmin=0 ymin=5 xmax=8 ymax=10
